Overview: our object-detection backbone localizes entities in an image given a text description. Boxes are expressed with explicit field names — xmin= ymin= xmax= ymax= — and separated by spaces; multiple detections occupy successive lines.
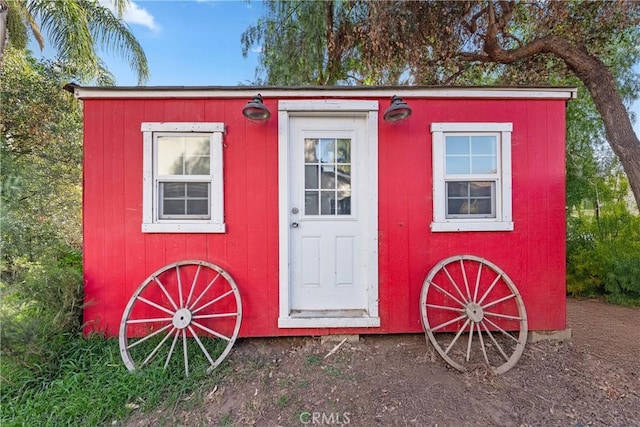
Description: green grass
xmin=0 ymin=336 xmax=227 ymax=426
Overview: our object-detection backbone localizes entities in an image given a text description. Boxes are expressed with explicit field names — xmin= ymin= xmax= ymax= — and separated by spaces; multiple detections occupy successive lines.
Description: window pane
xmin=471 ymin=136 xmax=495 ymax=154
xmin=162 ymin=182 xmax=186 ymax=197
xmin=446 ymin=157 xmax=470 ymax=174
xmin=305 ymin=191 xmax=319 ymax=215
xmin=163 ymin=200 xmax=185 ymax=215
xmin=471 ymin=156 xmax=497 ymax=174
xmin=321 ymin=191 xmax=335 ymax=215
xmin=446 ymin=181 xmax=495 ymax=218
xmin=469 ymin=182 xmax=492 ymax=197
xmin=187 ymin=200 xmax=209 ymax=215
xmin=447 ymin=198 xmax=465 ymax=216
xmin=337 ymin=165 xmax=351 ymax=191
xmin=158 ymin=136 xmax=185 ymax=175
xmin=321 ymin=166 xmax=336 ymax=189
xmin=337 ymin=191 xmax=351 ymax=215
xmin=336 ymin=139 xmax=351 ymax=163
xmin=185 ymin=156 xmax=210 ymax=175
xmin=305 ymin=139 xmax=318 ymax=163
xmin=185 ymin=137 xmax=210 ymax=156
xmin=447 ymin=181 xmax=468 ymax=197
xmin=445 ymin=136 xmax=469 ymax=155
xmin=186 ymin=182 xmax=209 ymax=198
xmin=305 ymin=165 xmax=319 ymax=189
xmin=157 ymin=135 xmax=211 ymax=176
xmin=319 ymin=139 xmax=335 ymax=163
xmin=473 ymin=198 xmax=493 ymax=215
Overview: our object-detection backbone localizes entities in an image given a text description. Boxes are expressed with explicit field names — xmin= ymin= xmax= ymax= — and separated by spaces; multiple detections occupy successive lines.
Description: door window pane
xmin=305 ymin=191 xmax=319 ymax=215
xmin=305 ymin=165 xmax=319 ymax=189
xmin=303 ymin=137 xmax=352 ymax=216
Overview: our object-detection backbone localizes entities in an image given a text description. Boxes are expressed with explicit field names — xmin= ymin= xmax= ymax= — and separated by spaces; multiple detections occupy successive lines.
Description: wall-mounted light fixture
xmin=242 ymin=94 xmax=271 ymax=122
xmin=383 ymin=95 xmax=412 ymax=123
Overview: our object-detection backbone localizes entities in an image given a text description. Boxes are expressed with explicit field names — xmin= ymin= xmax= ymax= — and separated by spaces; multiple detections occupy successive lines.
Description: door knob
xmin=291 ymin=222 xmax=299 ymax=228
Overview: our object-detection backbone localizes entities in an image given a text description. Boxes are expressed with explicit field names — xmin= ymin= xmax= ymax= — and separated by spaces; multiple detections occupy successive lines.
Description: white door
xmin=279 ymin=105 xmax=379 ymax=328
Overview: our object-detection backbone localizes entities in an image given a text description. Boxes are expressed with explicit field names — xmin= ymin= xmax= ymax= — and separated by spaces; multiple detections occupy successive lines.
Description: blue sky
xmin=93 ymin=0 xmax=264 ymax=86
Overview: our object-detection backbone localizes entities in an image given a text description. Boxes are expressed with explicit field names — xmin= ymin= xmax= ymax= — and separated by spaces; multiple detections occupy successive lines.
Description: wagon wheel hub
xmin=465 ymin=302 xmax=484 ymax=323
xmin=172 ymin=308 xmax=193 ymax=329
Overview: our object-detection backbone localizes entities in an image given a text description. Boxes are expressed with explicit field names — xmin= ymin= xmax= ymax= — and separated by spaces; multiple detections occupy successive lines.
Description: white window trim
xmin=431 ymin=122 xmax=513 ymax=232
xmin=142 ymin=122 xmax=226 ymax=233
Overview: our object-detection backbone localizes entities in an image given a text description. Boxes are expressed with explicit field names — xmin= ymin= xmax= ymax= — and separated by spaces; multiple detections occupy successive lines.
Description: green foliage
xmin=567 ymin=199 xmax=640 ymax=306
xmin=0 ymin=336 xmax=228 ymax=426
xmin=2 ymin=0 xmax=149 ymax=85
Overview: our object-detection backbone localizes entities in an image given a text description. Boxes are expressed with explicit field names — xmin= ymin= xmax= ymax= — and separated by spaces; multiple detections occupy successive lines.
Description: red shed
xmin=72 ymin=86 xmax=576 ymax=374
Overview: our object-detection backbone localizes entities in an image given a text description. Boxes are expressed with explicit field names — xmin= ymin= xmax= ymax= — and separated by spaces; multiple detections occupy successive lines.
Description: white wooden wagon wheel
xmin=420 ymin=255 xmax=527 ymax=374
xmin=119 ymin=260 xmax=242 ymax=376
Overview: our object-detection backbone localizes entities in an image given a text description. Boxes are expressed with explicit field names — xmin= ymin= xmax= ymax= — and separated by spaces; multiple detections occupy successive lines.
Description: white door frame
xmin=278 ymin=100 xmax=380 ymax=328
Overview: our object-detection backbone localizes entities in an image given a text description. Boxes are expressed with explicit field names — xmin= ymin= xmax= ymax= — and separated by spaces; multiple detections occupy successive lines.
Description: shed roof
xmin=66 ymin=84 xmax=577 ymax=100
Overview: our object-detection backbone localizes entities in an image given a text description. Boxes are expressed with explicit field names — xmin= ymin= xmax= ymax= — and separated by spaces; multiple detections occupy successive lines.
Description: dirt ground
xmin=127 ymin=298 xmax=640 ymax=426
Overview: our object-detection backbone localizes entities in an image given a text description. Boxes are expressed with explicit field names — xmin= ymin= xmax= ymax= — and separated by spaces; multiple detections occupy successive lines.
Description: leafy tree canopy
xmin=0 ymin=0 xmax=148 ymax=85
xmin=243 ymin=1 xmax=640 ymax=209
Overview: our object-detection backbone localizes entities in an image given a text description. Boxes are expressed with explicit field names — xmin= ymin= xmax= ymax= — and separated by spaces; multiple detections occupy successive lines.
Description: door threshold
xmin=279 ymin=311 xmax=380 ymax=329
xmin=289 ymin=309 xmax=369 ymax=318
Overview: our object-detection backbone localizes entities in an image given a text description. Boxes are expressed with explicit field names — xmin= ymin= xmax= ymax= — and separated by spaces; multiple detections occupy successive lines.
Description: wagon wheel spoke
xmin=444 ymin=318 xmax=470 ymax=355
xmin=189 ymin=273 xmax=221 ymax=311
xmin=425 ymin=303 xmax=465 ymax=314
xmin=465 ymin=322 xmax=474 ymax=362
xmin=136 ymin=296 xmax=174 ymax=316
xmin=442 ymin=265 xmax=470 ymax=304
xmin=473 ymin=262 xmax=483 ymax=302
xmin=477 ymin=274 xmax=502 ymax=306
xmin=164 ymin=329 xmax=180 ymax=369
xmin=483 ymin=311 xmax=523 ymax=321
xmin=141 ymin=326 xmax=176 ymax=367
xmin=420 ymin=255 xmax=527 ymax=374
xmin=119 ymin=261 xmax=242 ymax=376
xmin=476 ymin=324 xmax=490 ymax=365
xmin=482 ymin=317 xmax=521 ymax=344
xmin=193 ymin=312 xmax=239 ymax=320
xmin=188 ymin=325 xmax=216 ymax=366
xmin=429 ymin=281 xmax=467 ymax=308
xmin=126 ymin=317 xmax=173 ymax=324
xmin=459 ymin=259 xmax=472 ymax=301
xmin=126 ymin=323 xmax=173 ymax=350
xmin=191 ymin=320 xmax=232 ymax=342
xmin=482 ymin=293 xmax=516 ymax=310
xmin=480 ymin=320 xmax=510 ymax=362
xmin=185 ymin=264 xmax=202 ymax=308
xmin=176 ymin=265 xmax=184 ymax=308
xmin=191 ymin=289 xmax=234 ymax=315
xmin=430 ymin=314 xmax=468 ymax=333
xmin=182 ymin=329 xmax=189 ymax=377
xmin=153 ymin=276 xmax=179 ymax=311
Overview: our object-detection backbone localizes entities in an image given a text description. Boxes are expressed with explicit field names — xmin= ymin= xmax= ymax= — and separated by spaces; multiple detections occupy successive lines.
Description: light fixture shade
xmin=242 ymin=94 xmax=271 ymax=122
xmin=383 ymin=95 xmax=412 ymax=123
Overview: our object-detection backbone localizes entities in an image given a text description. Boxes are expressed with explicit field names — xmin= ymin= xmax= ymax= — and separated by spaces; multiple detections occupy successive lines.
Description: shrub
xmin=0 ymin=248 xmax=83 ymax=377
xmin=567 ymin=202 xmax=640 ymax=305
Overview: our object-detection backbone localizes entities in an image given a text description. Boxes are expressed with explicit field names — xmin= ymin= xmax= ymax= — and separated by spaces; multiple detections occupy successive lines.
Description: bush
xmin=0 ymin=248 xmax=83 ymax=377
xmin=567 ymin=202 xmax=640 ymax=305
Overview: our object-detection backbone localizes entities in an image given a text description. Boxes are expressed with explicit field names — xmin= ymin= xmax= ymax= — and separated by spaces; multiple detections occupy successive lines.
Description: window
xmin=142 ymin=123 xmax=225 ymax=233
xmin=431 ymin=123 xmax=513 ymax=232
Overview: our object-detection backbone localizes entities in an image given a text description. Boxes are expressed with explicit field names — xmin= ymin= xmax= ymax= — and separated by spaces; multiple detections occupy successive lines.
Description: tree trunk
xmin=541 ymin=37 xmax=640 ymax=210
xmin=0 ymin=0 xmax=8 ymax=64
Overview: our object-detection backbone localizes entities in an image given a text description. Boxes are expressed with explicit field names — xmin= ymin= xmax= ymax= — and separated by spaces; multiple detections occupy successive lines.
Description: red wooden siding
xmin=82 ymin=96 xmax=566 ymax=337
